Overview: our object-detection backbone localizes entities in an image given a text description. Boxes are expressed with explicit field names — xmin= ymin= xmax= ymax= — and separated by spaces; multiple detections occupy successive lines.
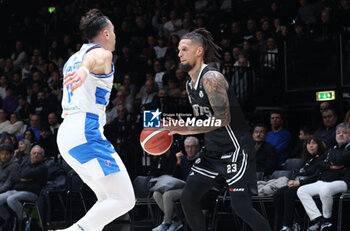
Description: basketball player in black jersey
xmin=168 ymin=28 xmax=271 ymax=231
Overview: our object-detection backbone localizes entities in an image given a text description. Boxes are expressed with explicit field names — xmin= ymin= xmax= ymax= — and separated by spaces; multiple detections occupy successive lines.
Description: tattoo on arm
xmin=187 ymin=71 xmax=231 ymax=133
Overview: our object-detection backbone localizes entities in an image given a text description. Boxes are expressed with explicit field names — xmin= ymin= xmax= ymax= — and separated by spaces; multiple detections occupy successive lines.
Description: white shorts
xmin=57 ymin=112 xmax=126 ymax=181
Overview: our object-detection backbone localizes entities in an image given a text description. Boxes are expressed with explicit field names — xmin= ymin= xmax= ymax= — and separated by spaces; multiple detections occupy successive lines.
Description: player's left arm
xmin=197 ymin=70 xmax=231 ymax=128
xmin=64 ymin=48 xmax=113 ymax=91
xmin=168 ymin=71 xmax=230 ymax=135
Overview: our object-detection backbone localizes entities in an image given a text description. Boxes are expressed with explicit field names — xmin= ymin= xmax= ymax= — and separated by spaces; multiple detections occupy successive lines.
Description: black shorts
xmin=190 ymin=149 xmax=255 ymax=192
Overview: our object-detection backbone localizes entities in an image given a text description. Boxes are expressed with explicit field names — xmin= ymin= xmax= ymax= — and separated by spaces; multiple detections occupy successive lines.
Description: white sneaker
xmin=152 ymin=223 xmax=171 ymax=231
xmin=167 ymin=220 xmax=183 ymax=231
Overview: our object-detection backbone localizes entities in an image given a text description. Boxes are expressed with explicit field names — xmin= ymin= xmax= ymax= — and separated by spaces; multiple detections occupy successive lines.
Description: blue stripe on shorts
xmin=68 ymin=112 xmax=120 ymax=176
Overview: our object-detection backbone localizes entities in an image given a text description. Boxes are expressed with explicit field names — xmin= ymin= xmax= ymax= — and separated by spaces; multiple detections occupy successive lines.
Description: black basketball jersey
xmin=187 ymin=65 xmax=254 ymax=155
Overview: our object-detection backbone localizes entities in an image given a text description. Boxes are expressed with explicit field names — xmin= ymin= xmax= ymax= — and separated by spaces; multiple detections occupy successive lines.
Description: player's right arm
xmin=64 ymin=48 xmax=113 ymax=91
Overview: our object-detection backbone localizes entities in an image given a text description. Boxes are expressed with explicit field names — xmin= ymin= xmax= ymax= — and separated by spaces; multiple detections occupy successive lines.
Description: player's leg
xmin=58 ymin=169 xmax=135 ymax=231
xmin=229 ymin=190 xmax=271 ymax=231
xmin=181 ymin=172 xmax=216 ymax=231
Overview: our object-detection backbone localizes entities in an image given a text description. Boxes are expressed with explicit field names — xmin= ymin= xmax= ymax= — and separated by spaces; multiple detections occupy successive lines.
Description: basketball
xmin=140 ymin=127 xmax=173 ymax=155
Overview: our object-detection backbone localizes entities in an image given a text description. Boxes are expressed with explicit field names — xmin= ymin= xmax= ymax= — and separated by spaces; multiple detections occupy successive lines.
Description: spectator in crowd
xmin=0 ymin=75 xmax=8 ymax=100
xmin=296 ymin=0 xmax=317 ymax=25
xmin=140 ymin=80 xmax=158 ymax=106
xmin=17 ymin=114 xmax=41 ymax=141
xmin=0 ymin=109 xmax=10 ymax=136
xmin=319 ymin=101 xmax=332 ymax=114
xmin=313 ymin=10 xmax=334 ymax=45
xmin=167 ymin=78 xmax=182 ymax=98
xmin=252 ymin=124 xmax=279 ymax=177
xmin=143 ymin=35 xmax=156 ymax=60
xmin=173 ymin=18 xmax=193 ymax=39
xmin=121 ymin=73 xmax=138 ymax=97
xmin=274 ymin=135 xmax=325 ymax=231
xmin=152 ymin=10 xmax=167 ymax=38
xmin=244 ymin=18 xmax=257 ymax=41
xmin=151 ymin=88 xmax=176 ymax=113
xmin=173 ymin=68 xmax=188 ymax=92
xmin=0 ymin=145 xmax=47 ymax=226
xmin=266 ymin=112 xmax=292 ymax=164
xmin=14 ymin=139 xmax=31 ymax=165
xmin=23 ymin=129 xmax=37 ymax=146
xmin=263 ymin=37 xmax=279 ymax=69
xmin=154 ymin=37 xmax=168 ymax=60
xmin=163 ymin=10 xmax=182 ymax=34
xmin=314 ymin=108 xmax=338 ymax=148
xmin=47 ymin=112 xmax=60 ymax=137
xmin=289 ymin=126 xmax=313 ymax=158
xmin=297 ymin=123 xmax=350 ymax=231
xmin=30 ymin=90 xmax=53 ymax=120
xmin=230 ymin=21 xmax=244 ymax=46
xmin=149 ymin=148 xmax=176 ymax=178
xmin=118 ymin=86 xmax=134 ymax=114
xmin=2 ymin=86 xmax=19 ymax=114
xmin=11 ymin=41 xmax=28 ymax=69
xmin=11 ymin=72 xmax=26 ymax=97
xmin=0 ymin=144 xmax=19 ymax=193
xmin=152 ymin=136 xmax=200 ymax=231
xmin=153 ymin=59 xmax=168 ymax=90
xmin=6 ymin=113 xmax=26 ymax=137
xmin=38 ymin=126 xmax=58 ymax=161
xmin=14 ymin=95 xmax=30 ymax=121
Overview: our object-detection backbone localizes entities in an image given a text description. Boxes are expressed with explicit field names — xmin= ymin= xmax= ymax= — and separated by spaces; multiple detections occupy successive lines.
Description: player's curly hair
xmin=79 ymin=9 xmax=109 ymax=41
xmin=182 ymin=28 xmax=222 ymax=63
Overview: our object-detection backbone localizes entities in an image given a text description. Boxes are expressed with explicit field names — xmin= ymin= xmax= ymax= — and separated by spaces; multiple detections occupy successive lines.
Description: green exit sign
xmin=316 ymin=91 xmax=335 ymax=101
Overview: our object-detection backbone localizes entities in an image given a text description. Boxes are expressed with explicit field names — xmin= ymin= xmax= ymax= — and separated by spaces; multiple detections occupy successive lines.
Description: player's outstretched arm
xmin=64 ymin=48 xmax=113 ymax=91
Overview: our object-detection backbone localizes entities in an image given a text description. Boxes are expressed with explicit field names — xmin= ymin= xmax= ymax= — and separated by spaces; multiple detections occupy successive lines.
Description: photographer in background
xmin=152 ymin=136 xmax=200 ymax=231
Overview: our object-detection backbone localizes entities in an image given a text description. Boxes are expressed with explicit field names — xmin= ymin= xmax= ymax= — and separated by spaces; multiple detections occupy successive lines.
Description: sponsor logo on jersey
xmin=195 ymin=158 xmax=201 ymax=164
xmin=229 ymin=188 xmax=245 ymax=192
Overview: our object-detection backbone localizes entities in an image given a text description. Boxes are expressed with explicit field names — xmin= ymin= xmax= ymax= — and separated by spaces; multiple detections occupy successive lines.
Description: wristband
xmin=330 ymin=165 xmax=334 ymax=169
xmin=80 ymin=66 xmax=90 ymax=76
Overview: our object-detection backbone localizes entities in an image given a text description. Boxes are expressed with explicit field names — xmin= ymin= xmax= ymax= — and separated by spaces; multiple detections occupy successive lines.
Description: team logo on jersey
xmin=143 ymin=109 xmax=161 ymax=128
xmin=104 ymin=160 xmax=112 ymax=167
xmin=199 ymin=90 xmax=204 ymax=98
xmin=195 ymin=158 xmax=201 ymax=164
xmin=105 ymin=92 xmax=111 ymax=104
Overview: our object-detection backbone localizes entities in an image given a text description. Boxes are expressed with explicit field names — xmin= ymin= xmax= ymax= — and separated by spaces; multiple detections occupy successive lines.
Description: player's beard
xmin=179 ymin=63 xmax=193 ymax=73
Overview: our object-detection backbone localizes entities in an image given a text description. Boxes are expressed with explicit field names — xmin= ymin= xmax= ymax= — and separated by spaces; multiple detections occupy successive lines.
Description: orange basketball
xmin=140 ymin=127 xmax=173 ymax=155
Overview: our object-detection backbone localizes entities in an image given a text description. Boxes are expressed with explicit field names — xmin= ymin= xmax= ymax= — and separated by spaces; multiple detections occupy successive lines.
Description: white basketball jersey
xmin=62 ymin=43 xmax=114 ymax=126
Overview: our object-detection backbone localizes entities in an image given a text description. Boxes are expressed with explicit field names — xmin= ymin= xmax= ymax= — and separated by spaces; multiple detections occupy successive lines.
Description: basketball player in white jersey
xmin=56 ymin=9 xmax=135 ymax=231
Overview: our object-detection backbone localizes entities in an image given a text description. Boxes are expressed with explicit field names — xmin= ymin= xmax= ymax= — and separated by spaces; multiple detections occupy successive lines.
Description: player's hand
xmin=167 ymin=116 xmax=192 ymax=135
xmin=176 ymin=150 xmax=184 ymax=163
xmin=287 ymin=180 xmax=300 ymax=188
xmin=64 ymin=68 xmax=88 ymax=92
